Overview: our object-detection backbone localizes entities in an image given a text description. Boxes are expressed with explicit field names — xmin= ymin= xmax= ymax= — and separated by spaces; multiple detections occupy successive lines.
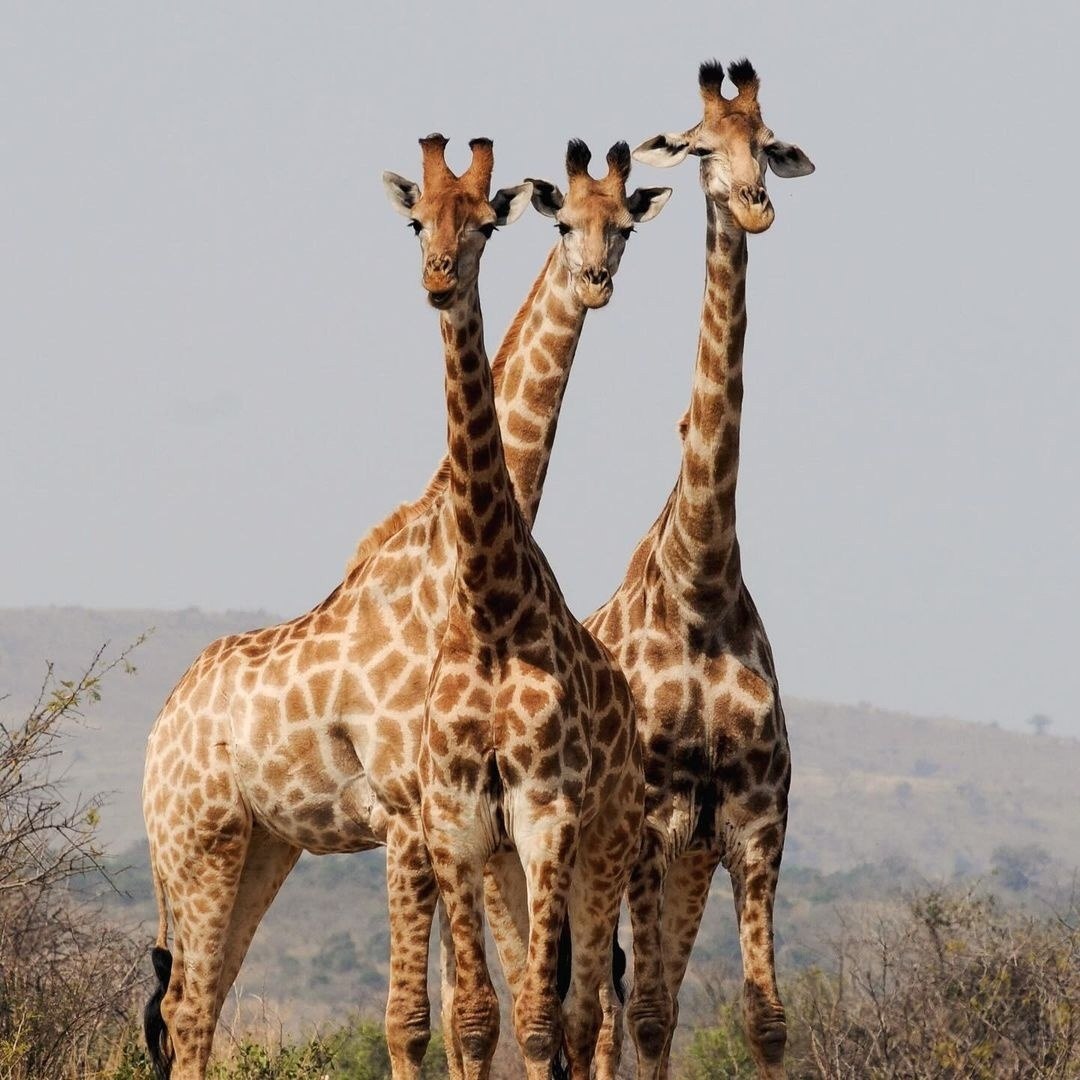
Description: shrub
xmin=679 ymin=886 xmax=1080 ymax=1079
xmin=0 ymin=643 xmax=148 ymax=1080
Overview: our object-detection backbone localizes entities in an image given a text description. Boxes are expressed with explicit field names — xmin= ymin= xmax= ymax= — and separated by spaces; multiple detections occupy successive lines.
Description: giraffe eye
xmin=557 ymin=222 xmax=571 ymax=236
xmin=478 ymin=223 xmax=496 ymax=239
xmin=619 ymin=226 xmax=635 ymax=240
xmin=408 ymin=219 xmax=422 ymax=236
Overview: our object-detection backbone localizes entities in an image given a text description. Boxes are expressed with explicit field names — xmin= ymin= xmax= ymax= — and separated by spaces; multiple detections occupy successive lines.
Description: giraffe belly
xmin=231 ymin=733 xmax=386 ymax=854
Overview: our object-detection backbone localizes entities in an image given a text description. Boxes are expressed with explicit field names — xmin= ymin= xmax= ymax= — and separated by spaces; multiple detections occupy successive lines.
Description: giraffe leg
xmin=158 ymin=811 xmax=252 ymax=1079
xmin=213 ymin=824 xmax=302 ymax=1016
xmin=727 ymin=819 xmax=787 ymax=1079
xmin=428 ymin=843 xmax=500 ymax=1079
xmin=438 ymin=901 xmax=465 ymax=1080
xmin=510 ymin=819 xmax=579 ymax=1080
xmin=562 ymin=800 xmax=639 ymax=1080
xmin=483 ymin=847 xmax=530 ymax=1004
xmin=625 ymin=828 xmax=674 ymax=1080
xmin=385 ymin=817 xmax=439 ymax=1080
xmin=655 ymin=849 xmax=723 ymax=1078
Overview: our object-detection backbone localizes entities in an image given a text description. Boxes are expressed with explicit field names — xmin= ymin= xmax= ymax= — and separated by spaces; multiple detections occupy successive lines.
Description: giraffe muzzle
xmin=577 ymin=267 xmax=613 ymax=309
xmin=424 ymin=252 xmax=458 ymax=306
xmin=731 ymin=185 xmax=775 ymax=234
xmin=423 ymin=267 xmax=458 ymax=308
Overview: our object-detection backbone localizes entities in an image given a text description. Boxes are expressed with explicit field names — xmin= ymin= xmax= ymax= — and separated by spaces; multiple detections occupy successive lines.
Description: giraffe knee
xmin=563 ymin=991 xmax=602 ymax=1065
xmin=627 ymin=988 xmax=673 ymax=1062
xmin=455 ymin=982 xmax=500 ymax=1064
xmin=743 ymin=983 xmax=786 ymax=1066
xmin=514 ymin=989 xmax=562 ymax=1064
xmin=385 ymin=1010 xmax=431 ymax=1069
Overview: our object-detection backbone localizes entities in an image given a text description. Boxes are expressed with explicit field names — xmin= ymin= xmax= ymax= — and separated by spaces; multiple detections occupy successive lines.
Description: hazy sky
xmin=3 ymin=3 xmax=1078 ymax=736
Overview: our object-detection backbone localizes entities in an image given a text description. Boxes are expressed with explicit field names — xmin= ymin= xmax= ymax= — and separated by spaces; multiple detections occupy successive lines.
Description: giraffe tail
xmin=551 ymin=919 xmax=573 ymax=1080
xmin=611 ymin=924 xmax=627 ymax=1005
xmin=143 ymin=864 xmax=174 ymax=1080
xmin=549 ymin=921 xmax=627 ymax=1079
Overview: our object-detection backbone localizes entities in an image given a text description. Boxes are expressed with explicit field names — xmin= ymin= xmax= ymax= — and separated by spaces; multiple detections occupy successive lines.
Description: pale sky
xmin=2 ymin=2 xmax=1078 ymax=735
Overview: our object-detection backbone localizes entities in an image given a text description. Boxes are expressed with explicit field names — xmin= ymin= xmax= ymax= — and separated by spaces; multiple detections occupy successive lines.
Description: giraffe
xmin=390 ymin=134 xmax=643 ymax=1080
xmin=586 ymin=60 xmax=815 ymax=1079
xmin=140 ymin=134 xmax=669 ymax=1080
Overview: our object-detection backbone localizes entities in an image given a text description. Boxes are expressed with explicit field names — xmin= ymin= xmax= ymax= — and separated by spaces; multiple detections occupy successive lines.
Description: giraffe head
xmin=525 ymin=139 xmax=671 ymax=308
xmin=634 ymin=59 xmax=814 ymax=234
xmin=383 ymin=134 xmax=532 ymax=309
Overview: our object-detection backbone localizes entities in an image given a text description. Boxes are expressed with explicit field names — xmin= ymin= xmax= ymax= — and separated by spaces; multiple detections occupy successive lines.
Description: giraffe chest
xmin=592 ymin=583 xmax=787 ymax=852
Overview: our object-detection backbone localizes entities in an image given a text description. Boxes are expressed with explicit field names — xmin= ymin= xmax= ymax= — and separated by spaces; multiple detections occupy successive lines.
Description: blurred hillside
xmin=2 ymin=606 xmax=1078 ymax=1031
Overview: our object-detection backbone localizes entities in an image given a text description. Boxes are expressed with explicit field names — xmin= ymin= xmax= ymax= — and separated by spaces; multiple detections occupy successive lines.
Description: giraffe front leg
xmin=563 ymin=793 xmax=640 ymax=1080
xmin=438 ymin=901 xmax=465 ymax=1080
xmin=656 ymin=849 xmax=723 ymax=1077
xmin=483 ymin=847 xmax=530 ymax=1004
xmin=511 ymin=820 xmax=579 ymax=1080
xmin=625 ymin=828 xmax=673 ymax=1080
xmin=422 ymin=784 xmax=501 ymax=1080
xmin=727 ymin=819 xmax=787 ymax=1079
xmin=385 ymin=818 xmax=439 ymax=1080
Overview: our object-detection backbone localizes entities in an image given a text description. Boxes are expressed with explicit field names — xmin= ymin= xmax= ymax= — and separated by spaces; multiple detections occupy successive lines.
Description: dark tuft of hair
xmin=565 ymin=138 xmax=593 ymax=177
xmin=727 ymin=57 xmax=759 ymax=88
xmin=612 ymin=925 xmax=628 ymax=1004
xmin=699 ymin=59 xmax=726 ymax=92
xmin=420 ymin=132 xmax=448 ymax=144
xmin=144 ymin=946 xmax=174 ymax=1080
xmin=468 ymin=137 xmax=493 ymax=151
xmin=551 ymin=918 xmax=573 ymax=1080
xmin=606 ymin=140 xmax=631 ymax=180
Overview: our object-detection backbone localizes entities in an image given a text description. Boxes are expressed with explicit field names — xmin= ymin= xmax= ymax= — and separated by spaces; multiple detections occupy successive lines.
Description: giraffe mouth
xmin=428 ymin=288 xmax=455 ymax=309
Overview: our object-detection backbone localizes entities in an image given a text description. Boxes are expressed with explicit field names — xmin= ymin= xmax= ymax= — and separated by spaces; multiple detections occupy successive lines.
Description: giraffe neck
xmin=492 ymin=248 xmax=586 ymax=528
xmin=440 ymin=283 xmax=525 ymax=625
xmin=658 ymin=194 xmax=749 ymax=616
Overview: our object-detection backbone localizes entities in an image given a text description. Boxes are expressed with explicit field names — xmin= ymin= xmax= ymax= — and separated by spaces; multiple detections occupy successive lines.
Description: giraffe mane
xmin=344 ymin=457 xmax=451 ymax=578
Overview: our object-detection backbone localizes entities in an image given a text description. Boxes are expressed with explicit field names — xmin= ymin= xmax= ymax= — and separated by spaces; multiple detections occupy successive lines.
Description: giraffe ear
xmin=524 ymin=178 xmax=564 ymax=218
xmin=490 ymin=182 xmax=533 ymax=226
xmin=632 ymin=133 xmax=692 ymax=169
xmin=383 ymin=171 xmax=421 ymax=217
xmin=764 ymin=140 xmax=815 ymax=178
xmin=626 ymin=186 xmax=673 ymax=223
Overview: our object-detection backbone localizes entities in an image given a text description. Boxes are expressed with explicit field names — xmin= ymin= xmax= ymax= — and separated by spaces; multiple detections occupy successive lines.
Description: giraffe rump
xmin=143 ymin=945 xmax=173 ymax=1080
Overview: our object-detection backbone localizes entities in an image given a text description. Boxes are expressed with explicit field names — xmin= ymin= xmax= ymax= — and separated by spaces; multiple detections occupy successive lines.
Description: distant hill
xmin=1 ymin=606 xmax=1077 ymax=873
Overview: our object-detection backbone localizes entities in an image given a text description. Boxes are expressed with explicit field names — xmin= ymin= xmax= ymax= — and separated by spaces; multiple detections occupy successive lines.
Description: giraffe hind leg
xmin=156 ymin=815 xmax=253 ymax=1079
xmin=385 ymin=817 xmax=441 ymax=1080
xmin=213 ymin=824 xmax=302 ymax=1017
